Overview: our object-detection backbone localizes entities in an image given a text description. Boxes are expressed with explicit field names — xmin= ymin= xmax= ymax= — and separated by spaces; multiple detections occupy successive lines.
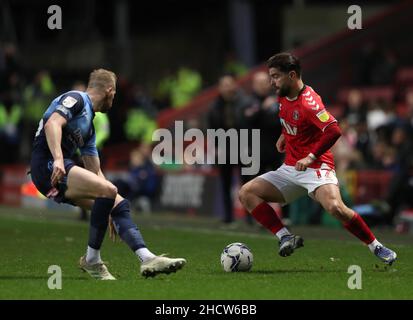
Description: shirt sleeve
xmin=302 ymin=92 xmax=337 ymax=131
xmin=54 ymin=92 xmax=84 ymax=121
xmin=311 ymin=122 xmax=342 ymax=158
xmin=79 ymin=130 xmax=99 ymax=157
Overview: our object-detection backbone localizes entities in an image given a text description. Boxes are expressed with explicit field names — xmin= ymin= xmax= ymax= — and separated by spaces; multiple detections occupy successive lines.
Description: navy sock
xmin=88 ymin=197 xmax=115 ymax=249
xmin=111 ymin=199 xmax=147 ymax=251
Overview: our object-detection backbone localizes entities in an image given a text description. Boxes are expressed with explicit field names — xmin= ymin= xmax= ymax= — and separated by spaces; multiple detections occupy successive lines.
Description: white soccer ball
xmin=220 ymin=242 xmax=253 ymax=272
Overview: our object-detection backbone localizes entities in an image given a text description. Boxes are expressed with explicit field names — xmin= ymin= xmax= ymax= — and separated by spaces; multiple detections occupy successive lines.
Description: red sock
xmin=251 ymin=202 xmax=284 ymax=234
xmin=343 ymin=212 xmax=375 ymax=244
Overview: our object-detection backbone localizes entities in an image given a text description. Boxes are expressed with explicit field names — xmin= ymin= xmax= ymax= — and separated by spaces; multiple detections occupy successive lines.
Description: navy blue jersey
xmin=32 ymin=90 xmax=98 ymax=159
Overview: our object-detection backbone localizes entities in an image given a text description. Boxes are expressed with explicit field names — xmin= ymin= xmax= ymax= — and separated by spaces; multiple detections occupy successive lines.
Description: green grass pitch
xmin=0 ymin=206 xmax=412 ymax=300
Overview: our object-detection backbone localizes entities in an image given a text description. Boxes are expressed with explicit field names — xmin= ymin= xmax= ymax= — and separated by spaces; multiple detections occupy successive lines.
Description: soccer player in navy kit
xmin=30 ymin=69 xmax=186 ymax=279
xmin=239 ymin=53 xmax=397 ymax=265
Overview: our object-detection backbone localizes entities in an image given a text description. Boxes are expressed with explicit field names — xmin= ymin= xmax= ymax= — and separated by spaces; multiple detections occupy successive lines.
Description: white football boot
xmin=140 ymin=255 xmax=186 ymax=278
xmin=79 ymin=255 xmax=116 ymax=280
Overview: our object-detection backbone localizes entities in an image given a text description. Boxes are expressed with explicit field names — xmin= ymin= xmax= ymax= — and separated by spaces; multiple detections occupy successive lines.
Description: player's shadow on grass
xmin=0 ymin=275 xmax=88 ymax=280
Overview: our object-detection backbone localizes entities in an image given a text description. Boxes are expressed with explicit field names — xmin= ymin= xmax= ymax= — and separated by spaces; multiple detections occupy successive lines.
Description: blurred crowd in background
xmin=2 ymin=39 xmax=413 ymax=227
xmin=1 ymin=0 xmax=413 ymax=229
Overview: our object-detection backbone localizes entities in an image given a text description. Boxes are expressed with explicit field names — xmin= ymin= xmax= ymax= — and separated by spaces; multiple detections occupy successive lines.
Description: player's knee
xmin=238 ymin=184 xmax=248 ymax=205
xmin=239 ymin=183 xmax=255 ymax=207
xmin=325 ymin=200 xmax=345 ymax=218
xmin=99 ymin=182 xmax=117 ymax=199
xmin=108 ymin=183 xmax=118 ymax=198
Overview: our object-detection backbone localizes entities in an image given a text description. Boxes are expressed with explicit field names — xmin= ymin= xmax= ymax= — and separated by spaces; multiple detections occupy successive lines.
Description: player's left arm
xmin=295 ymin=94 xmax=342 ymax=171
xmin=79 ymin=130 xmax=106 ymax=178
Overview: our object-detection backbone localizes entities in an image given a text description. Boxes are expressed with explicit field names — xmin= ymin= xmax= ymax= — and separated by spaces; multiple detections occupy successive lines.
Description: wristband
xmin=308 ymin=153 xmax=317 ymax=161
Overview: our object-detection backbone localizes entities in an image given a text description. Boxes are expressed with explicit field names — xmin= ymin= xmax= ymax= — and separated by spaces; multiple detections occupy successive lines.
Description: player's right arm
xmin=276 ymin=133 xmax=286 ymax=153
xmin=44 ymin=92 xmax=85 ymax=186
xmin=44 ymin=113 xmax=67 ymax=186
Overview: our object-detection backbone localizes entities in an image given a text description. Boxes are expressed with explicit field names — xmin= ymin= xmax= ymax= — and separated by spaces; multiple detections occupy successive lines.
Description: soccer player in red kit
xmin=239 ymin=52 xmax=397 ymax=265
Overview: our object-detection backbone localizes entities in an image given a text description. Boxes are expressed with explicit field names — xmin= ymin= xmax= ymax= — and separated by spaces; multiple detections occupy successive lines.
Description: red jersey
xmin=278 ymin=85 xmax=337 ymax=169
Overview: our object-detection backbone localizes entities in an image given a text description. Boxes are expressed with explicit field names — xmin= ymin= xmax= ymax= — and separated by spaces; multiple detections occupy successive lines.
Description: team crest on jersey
xmin=316 ymin=110 xmax=330 ymax=122
xmin=293 ymin=110 xmax=299 ymax=120
xmin=62 ymin=96 xmax=77 ymax=108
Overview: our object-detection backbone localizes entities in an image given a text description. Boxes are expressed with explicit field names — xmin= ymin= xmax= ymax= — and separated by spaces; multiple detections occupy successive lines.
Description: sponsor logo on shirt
xmin=280 ymin=118 xmax=297 ymax=135
xmin=316 ymin=110 xmax=330 ymax=122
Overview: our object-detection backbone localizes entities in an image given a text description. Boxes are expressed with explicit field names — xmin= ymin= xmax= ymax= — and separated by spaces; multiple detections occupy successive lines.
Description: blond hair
xmin=87 ymin=68 xmax=117 ymax=90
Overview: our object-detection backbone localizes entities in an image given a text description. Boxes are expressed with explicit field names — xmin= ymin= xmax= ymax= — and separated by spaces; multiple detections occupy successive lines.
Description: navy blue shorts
xmin=30 ymin=154 xmax=76 ymax=205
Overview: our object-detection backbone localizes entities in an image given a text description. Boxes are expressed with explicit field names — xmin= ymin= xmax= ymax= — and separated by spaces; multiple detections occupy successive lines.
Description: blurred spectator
xmin=243 ymin=71 xmax=281 ymax=175
xmin=343 ymin=89 xmax=367 ymax=126
xmin=0 ymin=43 xmax=23 ymax=163
xmin=366 ymin=99 xmax=396 ymax=132
xmin=23 ymin=71 xmax=55 ymax=122
xmin=0 ymin=98 xmax=22 ymax=164
xmin=356 ymin=123 xmax=371 ymax=164
xmin=406 ymin=89 xmax=413 ymax=114
xmin=208 ymin=73 xmax=253 ymax=224
xmin=182 ymin=118 xmax=214 ymax=172
xmin=21 ymin=71 xmax=55 ymax=161
xmin=406 ymin=88 xmax=413 ymax=131
xmin=331 ymin=118 xmax=363 ymax=172
xmin=0 ymin=43 xmax=20 ymax=92
xmin=130 ymin=84 xmax=158 ymax=117
xmin=124 ymin=110 xmax=157 ymax=145
xmin=370 ymin=140 xmax=395 ymax=170
xmin=224 ymin=52 xmax=248 ymax=77
xmin=107 ymin=74 xmax=130 ymax=144
xmin=114 ymin=145 xmax=159 ymax=213
xmin=94 ymin=112 xmax=110 ymax=152
xmin=154 ymin=70 xmax=175 ymax=109
xmin=155 ymin=67 xmax=202 ymax=109
xmin=171 ymin=67 xmax=202 ymax=108
xmin=124 ymin=84 xmax=157 ymax=144
xmin=400 ymin=88 xmax=413 ymax=126
xmin=385 ymin=122 xmax=413 ymax=224
xmin=241 ymin=71 xmax=281 ymax=225
xmin=354 ymin=43 xmax=397 ymax=86
xmin=342 ymin=90 xmax=372 ymax=166
xmin=371 ymin=49 xmax=398 ymax=85
xmin=354 ymin=42 xmax=381 ymax=86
